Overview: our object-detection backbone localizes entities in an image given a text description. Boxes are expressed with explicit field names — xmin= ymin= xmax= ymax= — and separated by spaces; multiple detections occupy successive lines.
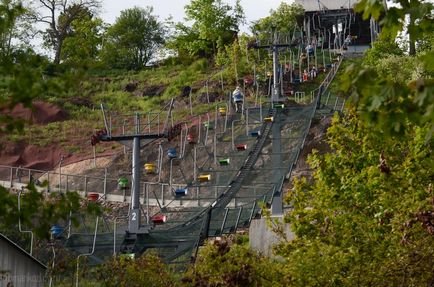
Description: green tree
xmin=251 ymin=3 xmax=303 ymax=35
xmin=60 ymin=12 xmax=105 ymax=66
xmin=275 ymin=111 xmax=434 ymax=286
xmin=0 ymin=0 xmax=25 ymax=57
xmin=31 ymin=0 xmax=101 ymax=64
xmin=340 ymin=0 xmax=434 ymax=138
xmin=0 ymin=0 xmax=98 ymax=244
xmin=169 ymin=0 xmax=244 ymax=58
xmin=183 ymin=238 xmax=285 ymax=286
xmin=95 ymin=254 xmax=177 ymax=287
xmin=101 ymin=6 xmax=165 ymax=70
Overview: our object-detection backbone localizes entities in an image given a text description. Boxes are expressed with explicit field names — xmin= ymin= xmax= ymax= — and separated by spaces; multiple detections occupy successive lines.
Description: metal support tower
xmin=253 ymin=28 xmax=288 ymax=215
xmin=99 ymin=102 xmax=174 ymax=234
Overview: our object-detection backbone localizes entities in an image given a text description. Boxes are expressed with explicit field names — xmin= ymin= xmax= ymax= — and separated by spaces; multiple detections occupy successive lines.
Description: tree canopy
xmin=251 ymin=2 xmax=303 ymax=35
xmin=101 ymin=6 xmax=165 ymax=70
xmin=168 ymin=0 xmax=244 ymax=58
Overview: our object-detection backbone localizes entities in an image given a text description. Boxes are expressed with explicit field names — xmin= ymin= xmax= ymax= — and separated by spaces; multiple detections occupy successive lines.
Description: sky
xmin=101 ymin=0 xmax=291 ymax=33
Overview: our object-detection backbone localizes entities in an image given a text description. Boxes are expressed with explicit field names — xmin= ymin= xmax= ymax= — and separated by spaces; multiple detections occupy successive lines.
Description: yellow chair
xmin=144 ymin=163 xmax=156 ymax=174
xmin=218 ymin=107 xmax=227 ymax=116
xmin=264 ymin=116 xmax=274 ymax=123
xmin=198 ymin=174 xmax=211 ymax=182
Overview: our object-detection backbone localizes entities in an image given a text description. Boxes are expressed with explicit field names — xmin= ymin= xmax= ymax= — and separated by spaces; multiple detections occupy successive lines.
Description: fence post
xmin=9 ymin=167 xmax=13 ymax=188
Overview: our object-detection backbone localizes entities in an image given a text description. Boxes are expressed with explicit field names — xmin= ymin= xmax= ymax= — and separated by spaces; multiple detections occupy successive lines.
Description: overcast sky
xmin=101 ymin=0 xmax=292 ymax=33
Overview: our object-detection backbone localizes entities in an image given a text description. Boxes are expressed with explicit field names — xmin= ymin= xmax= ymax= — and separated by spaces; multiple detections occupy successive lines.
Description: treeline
xmin=0 ymin=0 xmax=303 ymax=71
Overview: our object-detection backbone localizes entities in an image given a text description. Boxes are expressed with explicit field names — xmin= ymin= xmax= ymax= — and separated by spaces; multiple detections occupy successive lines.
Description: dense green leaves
xmin=251 ymin=3 xmax=303 ymax=35
xmin=276 ymin=112 xmax=434 ymax=286
xmin=61 ymin=12 xmax=105 ymax=67
xmin=184 ymin=238 xmax=285 ymax=286
xmin=101 ymin=7 xmax=165 ymax=70
xmin=95 ymin=254 xmax=177 ymax=287
xmin=168 ymin=0 xmax=244 ymax=58
xmin=344 ymin=0 xmax=434 ymax=138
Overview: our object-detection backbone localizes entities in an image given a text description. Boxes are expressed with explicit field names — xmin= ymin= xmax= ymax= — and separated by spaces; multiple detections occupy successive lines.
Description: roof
xmin=0 ymin=233 xmax=47 ymax=269
xmin=295 ymin=0 xmax=357 ymax=11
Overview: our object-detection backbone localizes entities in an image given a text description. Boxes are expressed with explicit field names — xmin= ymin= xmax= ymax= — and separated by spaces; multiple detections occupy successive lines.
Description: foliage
xmin=276 ymin=111 xmax=434 ymax=286
xmin=0 ymin=0 xmax=101 ymax=246
xmin=168 ymin=0 xmax=244 ymax=58
xmin=94 ymin=254 xmax=177 ymax=287
xmin=0 ymin=181 xmax=100 ymax=239
xmin=362 ymin=35 xmax=403 ymax=67
xmin=251 ymin=3 xmax=303 ymax=35
xmin=0 ymin=0 xmax=25 ymax=57
xmin=32 ymin=0 xmax=101 ymax=64
xmin=182 ymin=238 xmax=286 ymax=286
xmin=343 ymin=0 xmax=434 ymax=138
xmin=60 ymin=12 xmax=105 ymax=67
xmin=101 ymin=6 xmax=165 ymax=70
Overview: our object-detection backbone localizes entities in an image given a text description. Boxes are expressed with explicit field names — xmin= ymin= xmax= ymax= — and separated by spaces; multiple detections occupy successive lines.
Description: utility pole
xmin=94 ymin=100 xmax=178 ymax=236
xmin=251 ymin=27 xmax=289 ymax=215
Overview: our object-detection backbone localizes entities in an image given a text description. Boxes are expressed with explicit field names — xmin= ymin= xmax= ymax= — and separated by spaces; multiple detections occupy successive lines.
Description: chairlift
xmin=275 ymin=104 xmax=285 ymax=109
xmin=236 ymin=144 xmax=247 ymax=151
xmin=243 ymin=75 xmax=254 ymax=85
xmin=87 ymin=193 xmax=100 ymax=202
xmin=218 ymin=107 xmax=227 ymax=116
xmin=187 ymin=133 xmax=197 ymax=144
xmin=250 ymin=130 xmax=261 ymax=137
xmin=175 ymin=188 xmax=188 ymax=196
xmin=151 ymin=214 xmax=167 ymax=224
xmin=264 ymin=117 xmax=274 ymax=123
xmin=198 ymin=174 xmax=211 ymax=182
xmin=118 ymin=177 xmax=129 ymax=189
xmin=204 ymin=121 xmax=214 ymax=130
xmin=219 ymin=158 xmax=230 ymax=166
xmin=167 ymin=148 xmax=177 ymax=159
xmin=144 ymin=163 xmax=156 ymax=174
xmin=50 ymin=225 xmax=63 ymax=237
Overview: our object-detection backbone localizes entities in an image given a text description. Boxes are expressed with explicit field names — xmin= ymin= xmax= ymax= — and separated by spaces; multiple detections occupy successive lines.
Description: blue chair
xmin=175 ymin=188 xmax=188 ymax=196
xmin=50 ymin=225 xmax=63 ymax=237
xmin=167 ymin=148 xmax=177 ymax=159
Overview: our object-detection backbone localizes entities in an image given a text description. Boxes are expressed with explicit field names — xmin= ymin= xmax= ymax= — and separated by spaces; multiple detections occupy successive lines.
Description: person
xmin=344 ymin=34 xmax=352 ymax=46
xmin=306 ymin=44 xmax=314 ymax=56
xmin=310 ymin=66 xmax=317 ymax=78
xmin=232 ymin=86 xmax=244 ymax=112
xmin=302 ymin=70 xmax=309 ymax=82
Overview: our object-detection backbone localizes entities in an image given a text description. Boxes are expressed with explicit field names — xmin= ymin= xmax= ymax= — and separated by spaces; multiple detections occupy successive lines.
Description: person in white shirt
xmin=232 ymin=86 xmax=244 ymax=112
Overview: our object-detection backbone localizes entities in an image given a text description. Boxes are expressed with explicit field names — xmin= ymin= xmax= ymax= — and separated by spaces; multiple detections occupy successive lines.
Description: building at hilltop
xmin=295 ymin=0 xmax=381 ymax=51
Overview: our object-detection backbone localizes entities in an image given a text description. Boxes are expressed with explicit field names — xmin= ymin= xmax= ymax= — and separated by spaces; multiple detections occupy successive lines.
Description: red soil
xmin=0 ymin=101 xmax=117 ymax=172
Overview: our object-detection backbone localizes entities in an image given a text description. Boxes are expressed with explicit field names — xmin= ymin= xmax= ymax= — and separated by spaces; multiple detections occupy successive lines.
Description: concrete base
xmin=249 ymin=216 xmax=295 ymax=257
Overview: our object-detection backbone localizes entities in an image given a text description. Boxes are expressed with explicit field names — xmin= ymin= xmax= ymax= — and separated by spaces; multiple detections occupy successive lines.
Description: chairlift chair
xmin=151 ymin=214 xmax=167 ymax=224
xmin=198 ymin=174 xmax=211 ymax=182
xmin=236 ymin=144 xmax=247 ymax=151
xmin=167 ymin=148 xmax=177 ymax=159
xmin=144 ymin=163 xmax=156 ymax=174
xmin=175 ymin=188 xmax=188 ymax=196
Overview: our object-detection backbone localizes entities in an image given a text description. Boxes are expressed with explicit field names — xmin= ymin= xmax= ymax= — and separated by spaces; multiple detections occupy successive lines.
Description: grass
xmin=3 ymin=48 xmax=343 ymax=152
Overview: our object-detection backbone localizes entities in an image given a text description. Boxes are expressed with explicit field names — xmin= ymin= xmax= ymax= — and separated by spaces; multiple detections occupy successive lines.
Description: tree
xmin=60 ymin=11 xmax=105 ymax=66
xmin=0 ymin=1 xmax=98 ymax=244
xmin=101 ymin=6 xmax=165 ymax=70
xmin=31 ymin=0 xmax=101 ymax=64
xmin=275 ymin=111 xmax=434 ymax=286
xmin=183 ymin=237 xmax=285 ymax=286
xmin=94 ymin=254 xmax=177 ymax=287
xmin=251 ymin=3 xmax=303 ymax=35
xmin=339 ymin=0 xmax=434 ymax=138
xmin=0 ymin=0 xmax=23 ymax=56
xmin=168 ymin=0 xmax=244 ymax=58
